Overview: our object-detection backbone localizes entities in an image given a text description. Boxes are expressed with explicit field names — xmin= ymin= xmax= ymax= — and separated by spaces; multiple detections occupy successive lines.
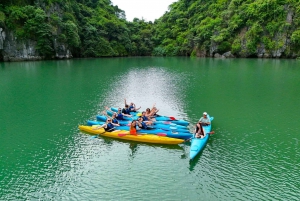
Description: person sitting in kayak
xmin=95 ymin=118 xmax=120 ymax=132
xmin=195 ymin=121 xmax=205 ymax=138
xmin=141 ymin=111 xmax=155 ymax=122
xmin=125 ymin=98 xmax=141 ymax=112
xmin=102 ymin=111 xmax=119 ymax=125
xmin=199 ymin=112 xmax=210 ymax=126
xmin=145 ymin=103 xmax=160 ymax=117
xmin=106 ymin=107 xmax=132 ymax=120
xmin=137 ymin=117 xmax=154 ymax=130
xmin=129 ymin=120 xmax=138 ymax=135
xmin=122 ymin=104 xmax=131 ymax=115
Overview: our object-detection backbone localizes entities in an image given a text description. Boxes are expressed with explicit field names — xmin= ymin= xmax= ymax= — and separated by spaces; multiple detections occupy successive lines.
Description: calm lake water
xmin=0 ymin=57 xmax=299 ymax=200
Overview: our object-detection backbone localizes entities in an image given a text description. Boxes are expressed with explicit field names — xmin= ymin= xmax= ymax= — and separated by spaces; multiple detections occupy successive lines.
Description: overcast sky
xmin=111 ymin=0 xmax=177 ymax=22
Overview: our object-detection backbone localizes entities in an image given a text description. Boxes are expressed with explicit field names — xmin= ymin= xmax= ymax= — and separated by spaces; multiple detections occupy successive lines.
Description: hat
xmin=203 ymin=112 xmax=207 ymax=115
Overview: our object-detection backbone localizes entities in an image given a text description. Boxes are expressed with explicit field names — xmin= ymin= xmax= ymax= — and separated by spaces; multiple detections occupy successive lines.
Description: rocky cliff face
xmin=207 ymin=5 xmax=297 ymax=59
xmin=0 ymin=26 xmax=72 ymax=62
xmin=0 ymin=2 xmax=72 ymax=62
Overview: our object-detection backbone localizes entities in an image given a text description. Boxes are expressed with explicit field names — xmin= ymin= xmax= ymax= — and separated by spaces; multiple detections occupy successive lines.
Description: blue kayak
xmin=109 ymin=107 xmax=189 ymax=126
xmin=89 ymin=119 xmax=189 ymax=133
xmin=189 ymin=115 xmax=214 ymax=160
xmin=98 ymin=112 xmax=188 ymax=129
xmin=87 ymin=120 xmax=193 ymax=140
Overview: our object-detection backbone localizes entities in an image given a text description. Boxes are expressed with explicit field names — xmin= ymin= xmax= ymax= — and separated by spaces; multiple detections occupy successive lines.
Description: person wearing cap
xmin=199 ymin=112 xmax=210 ymax=126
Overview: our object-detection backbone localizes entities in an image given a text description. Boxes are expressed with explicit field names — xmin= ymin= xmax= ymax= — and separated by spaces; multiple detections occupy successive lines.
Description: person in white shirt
xmin=199 ymin=112 xmax=210 ymax=126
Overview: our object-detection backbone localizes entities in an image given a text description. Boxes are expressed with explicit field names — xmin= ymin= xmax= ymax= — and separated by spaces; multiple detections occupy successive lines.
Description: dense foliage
xmin=0 ymin=0 xmax=153 ymax=57
xmin=152 ymin=0 xmax=300 ymax=57
xmin=1 ymin=0 xmax=300 ymax=58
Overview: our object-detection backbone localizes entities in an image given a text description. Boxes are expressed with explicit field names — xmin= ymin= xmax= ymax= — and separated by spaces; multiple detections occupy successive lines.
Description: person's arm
xmin=112 ymin=123 xmax=120 ymax=127
xmin=124 ymin=98 xmax=128 ymax=106
xmin=105 ymin=106 xmax=113 ymax=113
xmin=93 ymin=124 xmax=106 ymax=130
xmin=136 ymin=122 xmax=142 ymax=130
xmin=122 ymin=112 xmax=132 ymax=117
xmin=102 ymin=111 xmax=110 ymax=118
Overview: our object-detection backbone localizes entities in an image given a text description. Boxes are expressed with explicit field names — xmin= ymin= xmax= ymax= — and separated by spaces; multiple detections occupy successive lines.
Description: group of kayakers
xmin=96 ymin=99 xmax=160 ymax=134
xmin=95 ymin=99 xmax=211 ymax=138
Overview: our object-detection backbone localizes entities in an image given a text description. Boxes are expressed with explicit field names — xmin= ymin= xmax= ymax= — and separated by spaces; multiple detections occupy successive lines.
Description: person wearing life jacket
xmin=125 ymin=98 xmax=141 ymax=112
xmin=122 ymin=104 xmax=131 ymax=115
xmin=103 ymin=111 xmax=120 ymax=125
xmin=195 ymin=121 xmax=205 ymax=138
xmin=106 ymin=107 xmax=132 ymax=120
xmin=111 ymin=112 xmax=120 ymax=124
xmin=96 ymin=118 xmax=120 ymax=132
xmin=137 ymin=117 xmax=154 ymax=130
xmin=129 ymin=120 xmax=138 ymax=135
xmin=141 ymin=111 xmax=155 ymax=123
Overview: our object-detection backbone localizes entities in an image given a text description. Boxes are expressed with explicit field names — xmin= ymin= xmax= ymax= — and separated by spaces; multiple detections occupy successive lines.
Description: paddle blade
xmin=157 ymin=133 xmax=167 ymax=136
xmin=90 ymin=135 xmax=98 ymax=139
xmin=118 ymin=133 xmax=128 ymax=137
xmin=169 ymin=116 xmax=176 ymax=120
xmin=208 ymin=131 xmax=215 ymax=135
xmin=137 ymin=113 xmax=142 ymax=116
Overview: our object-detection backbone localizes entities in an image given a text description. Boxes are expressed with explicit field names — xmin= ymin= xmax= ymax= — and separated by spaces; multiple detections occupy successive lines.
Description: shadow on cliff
xmin=0 ymin=50 xmax=3 ymax=62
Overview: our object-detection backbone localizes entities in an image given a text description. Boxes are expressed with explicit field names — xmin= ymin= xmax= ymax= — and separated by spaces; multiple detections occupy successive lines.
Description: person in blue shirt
xmin=137 ymin=117 xmax=154 ymax=130
xmin=94 ymin=118 xmax=120 ymax=132
xmin=141 ymin=111 xmax=156 ymax=122
xmin=102 ymin=111 xmax=120 ymax=124
xmin=122 ymin=104 xmax=131 ymax=115
xmin=124 ymin=98 xmax=141 ymax=112
xmin=106 ymin=106 xmax=132 ymax=120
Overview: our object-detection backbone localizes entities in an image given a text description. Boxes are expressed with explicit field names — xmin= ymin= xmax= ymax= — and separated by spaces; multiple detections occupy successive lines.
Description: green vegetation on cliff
xmin=153 ymin=0 xmax=300 ymax=58
xmin=1 ymin=0 xmax=300 ymax=59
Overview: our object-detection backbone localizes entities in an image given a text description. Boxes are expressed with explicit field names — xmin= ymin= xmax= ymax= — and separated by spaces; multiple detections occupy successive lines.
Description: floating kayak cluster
xmin=78 ymin=107 xmax=214 ymax=159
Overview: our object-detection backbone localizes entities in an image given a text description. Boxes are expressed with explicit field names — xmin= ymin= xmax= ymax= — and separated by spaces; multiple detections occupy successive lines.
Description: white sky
xmin=111 ymin=0 xmax=177 ymax=22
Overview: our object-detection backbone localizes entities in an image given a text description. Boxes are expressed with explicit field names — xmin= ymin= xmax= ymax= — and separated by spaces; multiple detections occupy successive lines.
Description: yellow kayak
xmin=79 ymin=125 xmax=184 ymax=145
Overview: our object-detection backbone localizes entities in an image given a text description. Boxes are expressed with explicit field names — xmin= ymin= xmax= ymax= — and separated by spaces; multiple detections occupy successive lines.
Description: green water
xmin=0 ymin=58 xmax=299 ymax=200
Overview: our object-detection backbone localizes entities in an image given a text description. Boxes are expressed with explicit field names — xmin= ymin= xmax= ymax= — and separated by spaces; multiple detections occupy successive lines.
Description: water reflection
xmin=101 ymin=67 xmax=189 ymax=120
xmin=128 ymin=142 xmax=139 ymax=158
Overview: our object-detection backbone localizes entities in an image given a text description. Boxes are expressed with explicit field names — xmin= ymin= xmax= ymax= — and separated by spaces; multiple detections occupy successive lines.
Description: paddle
xmin=118 ymin=133 xmax=167 ymax=137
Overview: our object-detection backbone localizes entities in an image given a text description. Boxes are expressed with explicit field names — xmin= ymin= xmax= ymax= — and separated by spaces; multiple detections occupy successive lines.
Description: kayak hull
xmin=79 ymin=125 xmax=184 ymax=145
xmin=87 ymin=120 xmax=193 ymax=140
xmin=189 ymin=115 xmax=214 ymax=160
xmin=89 ymin=119 xmax=189 ymax=132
